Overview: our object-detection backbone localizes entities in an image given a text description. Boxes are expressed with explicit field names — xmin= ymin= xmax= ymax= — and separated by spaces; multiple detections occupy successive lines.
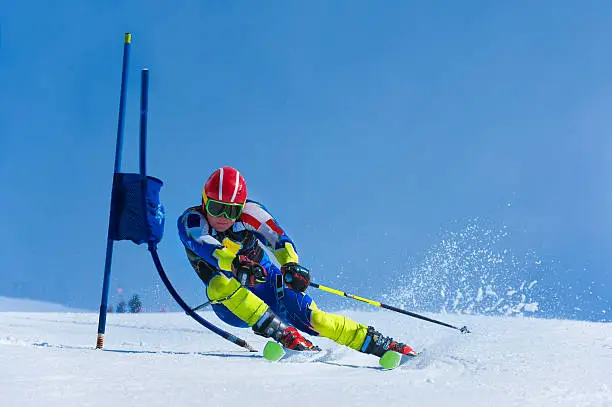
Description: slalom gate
xmin=95 ymin=34 xmax=255 ymax=352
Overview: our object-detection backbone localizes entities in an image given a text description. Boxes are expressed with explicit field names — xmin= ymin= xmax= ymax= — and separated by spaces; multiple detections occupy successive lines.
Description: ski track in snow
xmin=1 ymin=310 xmax=611 ymax=407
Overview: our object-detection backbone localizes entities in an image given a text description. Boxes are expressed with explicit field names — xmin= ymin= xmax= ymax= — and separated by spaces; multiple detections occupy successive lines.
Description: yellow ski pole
xmin=310 ymin=282 xmax=470 ymax=333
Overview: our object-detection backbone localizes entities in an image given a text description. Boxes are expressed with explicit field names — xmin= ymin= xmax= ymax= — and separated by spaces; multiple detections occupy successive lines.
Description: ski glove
xmin=231 ymin=255 xmax=267 ymax=287
xmin=281 ymin=263 xmax=311 ymax=293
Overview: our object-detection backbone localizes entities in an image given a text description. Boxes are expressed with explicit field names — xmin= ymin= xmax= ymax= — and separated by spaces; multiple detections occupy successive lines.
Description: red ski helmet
xmin=202 ymin=166 xmax=247 ymax=205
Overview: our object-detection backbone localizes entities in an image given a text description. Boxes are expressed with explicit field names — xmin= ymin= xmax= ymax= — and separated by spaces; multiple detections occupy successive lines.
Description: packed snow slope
xmin=1 ymin=309 xmax=610 ymax=407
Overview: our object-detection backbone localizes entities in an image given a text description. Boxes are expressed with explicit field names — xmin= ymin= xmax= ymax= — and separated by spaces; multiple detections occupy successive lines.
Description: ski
xmin=262 ymin=341 xmax=330 ymax=363
xmin=263 ymin=341 xmax=286 ymax=361
xmin=264 ymin=341 xmax=416 ymax=369
xmin=379 ymin=350 xmax=416 ymax=369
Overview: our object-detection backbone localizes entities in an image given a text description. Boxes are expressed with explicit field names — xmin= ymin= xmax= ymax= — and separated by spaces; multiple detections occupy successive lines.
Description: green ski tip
xmin=263 ymin=341 xmax=286 ymax=362
xmin=379 ymin=350 xmax=403 ymax=369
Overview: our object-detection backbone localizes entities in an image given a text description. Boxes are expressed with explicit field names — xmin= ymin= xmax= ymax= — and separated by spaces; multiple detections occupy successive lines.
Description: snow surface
xmin=1 ymin=307 xmax=611 ymax=407
xmin=0 ymin=296 xmax=86 ymax=312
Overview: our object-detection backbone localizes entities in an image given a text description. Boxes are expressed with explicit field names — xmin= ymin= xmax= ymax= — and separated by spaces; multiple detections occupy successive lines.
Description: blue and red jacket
xmin=177 ymin=199 xmax=299 ymax=278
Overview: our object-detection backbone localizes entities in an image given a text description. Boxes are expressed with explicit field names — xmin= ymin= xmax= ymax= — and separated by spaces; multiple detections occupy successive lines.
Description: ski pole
xmin=191 ymin=300 xmax=211 ymax=312
xmin=150 ymin=247 xmax=257 ymax=351
xmin=310 ymin=282 xmax=470 ymax=333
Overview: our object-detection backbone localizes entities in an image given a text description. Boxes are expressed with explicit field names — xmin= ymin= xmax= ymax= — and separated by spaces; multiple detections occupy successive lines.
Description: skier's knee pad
xmin=207 ymin=274 xmax=241 ymax=301
xmin=207 ymin=274 xmax=268 ymax=326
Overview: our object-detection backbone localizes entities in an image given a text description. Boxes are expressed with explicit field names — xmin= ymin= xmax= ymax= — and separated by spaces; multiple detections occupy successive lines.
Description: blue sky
xmin=1 ymin=1 xmax=611 ymax=320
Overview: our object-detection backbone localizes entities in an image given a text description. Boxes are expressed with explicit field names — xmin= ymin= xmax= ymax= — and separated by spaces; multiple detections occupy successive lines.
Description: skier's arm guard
xmin=177 ymin=208 xmax=236 ymax=272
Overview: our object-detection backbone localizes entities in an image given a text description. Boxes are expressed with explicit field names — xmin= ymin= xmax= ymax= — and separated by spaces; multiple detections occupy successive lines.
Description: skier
xmin=178 ymin=166 xmax=417 ymax=358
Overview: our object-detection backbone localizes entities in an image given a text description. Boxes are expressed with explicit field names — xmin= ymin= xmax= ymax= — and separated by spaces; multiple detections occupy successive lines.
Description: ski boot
xmin=360 ymin=326 xmax=417 ymax=369
xmin=253 ymin=310 xmax=320 ymax=361
xmin=360 ymin=326 xmax=417 ymax=356
xmin=279 ymin=326 xmax=320 ymax=351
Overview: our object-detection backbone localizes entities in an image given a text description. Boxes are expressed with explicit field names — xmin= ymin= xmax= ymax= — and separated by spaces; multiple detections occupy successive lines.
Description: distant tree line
xmin=107 ymin=294 xmax=142 ymax=313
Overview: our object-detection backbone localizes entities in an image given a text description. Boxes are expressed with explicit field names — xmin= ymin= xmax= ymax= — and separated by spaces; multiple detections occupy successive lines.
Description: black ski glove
xmin=231 ymin=255 xmax=267 ymax=287
xmin=281 ymin=263 xmax=310 ymax=293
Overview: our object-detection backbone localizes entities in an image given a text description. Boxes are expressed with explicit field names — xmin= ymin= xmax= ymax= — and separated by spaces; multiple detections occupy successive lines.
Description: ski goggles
xmin=205 ymin=199 xmax=244 ymax=220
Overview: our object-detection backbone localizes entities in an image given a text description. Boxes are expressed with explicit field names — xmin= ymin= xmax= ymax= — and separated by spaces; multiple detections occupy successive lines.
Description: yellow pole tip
xmin=124 ymin=33 xmax=132 ymax=43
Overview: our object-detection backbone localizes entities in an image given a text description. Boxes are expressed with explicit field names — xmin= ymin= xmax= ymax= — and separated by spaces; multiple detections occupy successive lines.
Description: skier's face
xmin=207 ymin=213 xmax=235 ymax=232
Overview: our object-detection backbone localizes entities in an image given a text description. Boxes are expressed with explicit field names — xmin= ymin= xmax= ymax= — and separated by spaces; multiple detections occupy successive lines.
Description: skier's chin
xmin=208 ymin=216 xmax=235 ymax=232
xmin=213 ymin=224 xmax=233 ymax=232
